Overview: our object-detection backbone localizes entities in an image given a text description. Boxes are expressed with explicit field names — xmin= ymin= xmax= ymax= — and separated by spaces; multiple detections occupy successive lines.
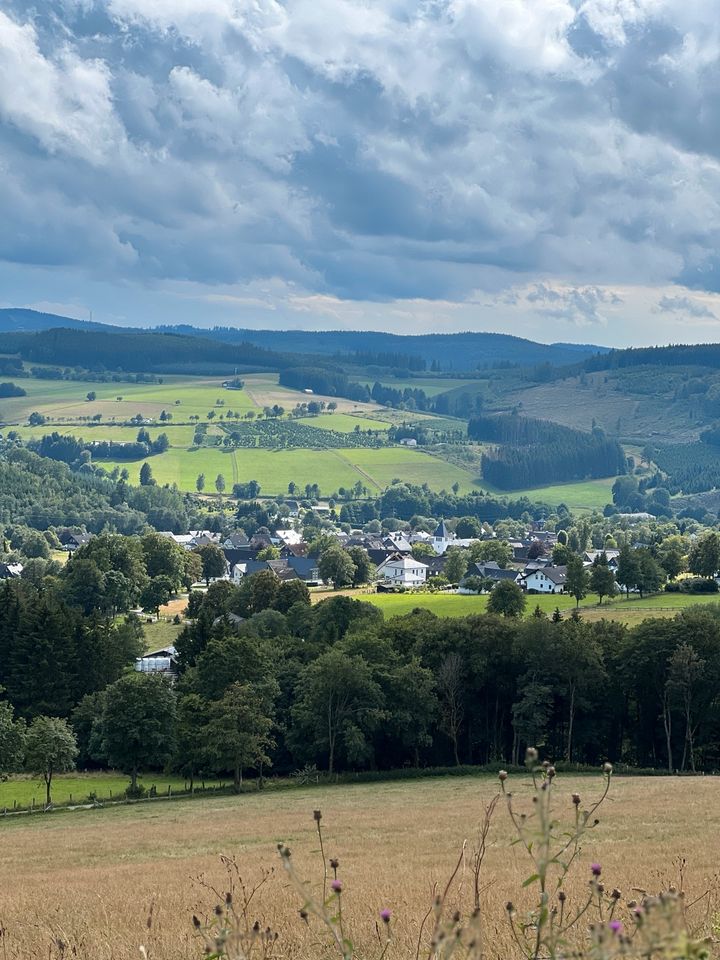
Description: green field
xmin=296 ymin=413 xmax=391 ymax=432
xmin=103 ymin=445 xmax=478 ymax=495
xmin=11 ymin=422 xmax=197 ymax=445
xmin=479 ymin=477 xmax=616 ymax=511
xmin=0 ymin=375 xmax=256 ymax=424
xmin=0 ymin=772 xmax=223 ymax=808
xmin=365 ymin=590 xmax=720 ymax=621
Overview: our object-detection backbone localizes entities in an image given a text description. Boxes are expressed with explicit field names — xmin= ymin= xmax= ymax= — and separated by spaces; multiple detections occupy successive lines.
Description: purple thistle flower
xmin=331 ymin=880 xmax=343 ymax=894
xmin=591 ymin=863 xmax=602 ymax=877
xmin=380 ymin=909 xmax=392 ymax=923
xmin=609 ymin=920 xmax=622 ymax=934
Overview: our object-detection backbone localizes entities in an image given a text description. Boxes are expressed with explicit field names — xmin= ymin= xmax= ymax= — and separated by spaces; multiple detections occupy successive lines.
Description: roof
xmin=378 ymin=554 xmax=428 ymax=571
xmin=433 ymin=520 xmax=453 ymax=539
xmin=0 ymin=562 xmax=23 ymax=579
xmin=527 ymin=565 xmax=567 ymax=585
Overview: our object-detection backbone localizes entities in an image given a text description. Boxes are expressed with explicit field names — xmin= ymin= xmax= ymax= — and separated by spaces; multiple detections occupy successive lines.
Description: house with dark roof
xmin=521 ymin=565 xmax=568 ymax=594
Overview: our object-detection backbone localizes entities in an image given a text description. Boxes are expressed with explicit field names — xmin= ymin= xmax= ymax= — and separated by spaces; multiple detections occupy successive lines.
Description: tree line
xmin=3 ymin=568 xmax=720 ymax=795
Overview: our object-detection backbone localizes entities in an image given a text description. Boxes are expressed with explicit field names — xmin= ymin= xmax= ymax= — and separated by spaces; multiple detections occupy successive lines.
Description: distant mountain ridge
xmin=0 ymin=308 xmax=608 ymax=370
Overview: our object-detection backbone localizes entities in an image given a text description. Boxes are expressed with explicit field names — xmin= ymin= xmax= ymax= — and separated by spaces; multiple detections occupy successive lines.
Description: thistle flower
xmin=591 ymin=863 xmax=602 ymax=877
xmin=380 ymin=909 xmax=391 ymax=923
xmin=609 ymin=920 xmax=623 ymax=934
xmin=331 ymin=880 xmax=343 ymax=894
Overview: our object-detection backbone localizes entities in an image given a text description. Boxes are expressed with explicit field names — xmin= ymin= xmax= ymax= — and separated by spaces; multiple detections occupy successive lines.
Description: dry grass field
xmin=0 ymin=774 xmax=717 ymax=959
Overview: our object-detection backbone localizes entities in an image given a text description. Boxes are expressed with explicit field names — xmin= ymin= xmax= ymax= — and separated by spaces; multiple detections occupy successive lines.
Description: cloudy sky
xmin=2 ymin=0 xmax=720 ymax=346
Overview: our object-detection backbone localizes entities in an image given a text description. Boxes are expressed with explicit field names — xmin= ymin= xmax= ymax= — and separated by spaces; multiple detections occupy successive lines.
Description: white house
xmin=522 ymin=566 xmax=567 ymax=594
xmin=376 ymin=554 xmax=428 ymax=587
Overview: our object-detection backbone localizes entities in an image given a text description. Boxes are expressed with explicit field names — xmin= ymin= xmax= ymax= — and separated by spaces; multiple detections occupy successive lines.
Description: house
xmin=135 ymin=646 xmax=178 ymax=676
xmin=376 ymin=553 xmax=428 ymax=587
xmin=0 ymin=562 xmax=23 ymax=580
xmin=60 ymin=532 xmax=93 ymax=552
xmin=223 ymin=531 xmax=250 ymax=549
xmin=384 ymin=533 xmax=413 ymax=553
xmin=522 ymin=566 xmax=568 ymax=594
xmin=584 ymin=549 xmax=620 ymax=569
xmin=472 ymin=561 xmax=520 ymax=583
xmin=399 ymin=437 xmax=417 ymax=447
xmin=275 ymin=529 xmax=304 ymax=547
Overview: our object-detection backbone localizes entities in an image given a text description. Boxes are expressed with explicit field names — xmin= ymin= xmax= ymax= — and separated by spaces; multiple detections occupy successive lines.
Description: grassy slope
xmin=478 ymin=477 xmax=616 ymax=511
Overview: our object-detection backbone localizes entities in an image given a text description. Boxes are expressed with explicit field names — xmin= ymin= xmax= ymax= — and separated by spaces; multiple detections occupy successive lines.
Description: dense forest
xmin=2 ymin=328 xmax=289 ymax=375
xmin=584 ymin=343 xmax=720 ymax=372
xmin=3 ymin=566 xmax=720 ymax=778
xmin=469 ymin=415 xmax=626 ymax=491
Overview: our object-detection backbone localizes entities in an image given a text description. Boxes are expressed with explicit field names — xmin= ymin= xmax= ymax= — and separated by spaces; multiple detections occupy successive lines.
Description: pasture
xmin=100 ymin=446 xmax=479 ymax=495
xmin=479 ymin=476 xmax=617 ymax=511
xmin=0 ymin=771 xmax=222 ymax=809
xmin=364 ymin=589 xmax=720 ymax=622
xmin=0 ymin=774 xmax=715 ymax=959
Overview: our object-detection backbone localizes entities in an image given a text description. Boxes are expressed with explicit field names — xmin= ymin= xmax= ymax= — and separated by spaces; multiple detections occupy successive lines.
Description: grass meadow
xmin=101 ymin=446 xmax=480 ymax=495
xmin=0 ymin=774 xmax=715 ymax=959
xmin=363 ymin=589 xmax=720 ymax=623
xmin=479 ymin=477 xmax=617 ymax=512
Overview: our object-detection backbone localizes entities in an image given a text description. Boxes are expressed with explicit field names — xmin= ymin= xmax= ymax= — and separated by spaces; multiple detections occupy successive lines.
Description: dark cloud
xmin=0 ymin=0 xmax=719 ymax=327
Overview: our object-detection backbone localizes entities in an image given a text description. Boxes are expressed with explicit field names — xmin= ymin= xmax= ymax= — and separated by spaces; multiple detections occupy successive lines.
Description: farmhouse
xmin=522 ymin=565 xmax=567 ymax=594
xmin=376 ymin=553 xmax=428 ymax=587
xmin=0 ymin=561 xmax=23 ymax=580
xmin=135 ymin=645 xmax=178 ymax=675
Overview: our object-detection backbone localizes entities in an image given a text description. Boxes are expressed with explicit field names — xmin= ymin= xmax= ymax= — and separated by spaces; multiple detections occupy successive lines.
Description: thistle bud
xmin=572 ymin=793 xmax=581 ymax=805
xmin=313 ymin=810 xmax=322 ymax=822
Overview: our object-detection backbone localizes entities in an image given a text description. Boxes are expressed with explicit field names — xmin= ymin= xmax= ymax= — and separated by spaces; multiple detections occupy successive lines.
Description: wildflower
xmin=331 ymin=880 xmax=343 ymax=894
xmin=603 ymin=762 xmax=613 ymax=775
xmin=546 ymin=765 xmax=556 ymax=780
xmin=572 ymin=793 xmax=581 ymax=806
xmin=380 ymin=909 xmax=391 ymax=923
xmin=591 ymin=863 xmax=602 ymax=877
xmin=558 ymin=891 xmax=566 ymax=903
xmin=498 ymin=770 xmax=508 ymax=782
xmin=611 ymin=888 xmax=622 ymax=900
xmin=313 ymin=810 xmax=322 ymax=822
xmin=330 ymin=858 xmax=340 ymax=871
xmin=525 ymin=747 xmax=539 ymax=764
xmin=505 ymin=902 xmax=514 ymax=913
xmin=609 ymin=921 xmax=623 ymax=934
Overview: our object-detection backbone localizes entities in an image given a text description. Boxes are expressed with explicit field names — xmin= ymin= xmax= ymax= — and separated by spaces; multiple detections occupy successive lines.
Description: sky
xmin=2 ymin=0 xmax=720 ymax=347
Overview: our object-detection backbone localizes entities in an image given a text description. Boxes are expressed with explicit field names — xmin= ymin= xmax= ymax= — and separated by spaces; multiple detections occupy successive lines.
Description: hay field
xmin=0 ymin=774 xmax=716 ymax=960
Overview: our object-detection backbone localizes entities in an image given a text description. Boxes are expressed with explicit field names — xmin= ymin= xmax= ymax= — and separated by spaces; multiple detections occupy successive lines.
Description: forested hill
xmin=161 ymin=326 xmax=608 ymax=369
xmin=0 ymin=308 xmax=607 ymax=370
xmin=1 ymin=327 xmax=291 ymax=374
xmin=584 ymin=343 xmax=720 ymax=371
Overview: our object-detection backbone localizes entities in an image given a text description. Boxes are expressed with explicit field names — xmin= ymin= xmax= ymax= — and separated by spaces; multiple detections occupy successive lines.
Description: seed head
xmin=611 ymin=889 xmax=622 ymax=900
xmin=603 ymin=762 xmax=613 ymax=775
xmin=299 ymin=909 xmax=308 ymax=922
xmin=572 ymin=793 xmax=581 ymax=806
xmin=498 ymin=770 xmax=508 ymax=782
xmin=330 ymin=858 xmax=340 ymax=871
xmin=546 ymin=765 xmax=556 ymax=780
xmin=558 ymin=891 xmax=567 ymax=903
xmin=313 ymin=810 xmax=322 ymax=822
xmin=505 ymin=902 xmax=514 ymax=913
xmin=525 ymin=747 xmax=539 ymax=765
